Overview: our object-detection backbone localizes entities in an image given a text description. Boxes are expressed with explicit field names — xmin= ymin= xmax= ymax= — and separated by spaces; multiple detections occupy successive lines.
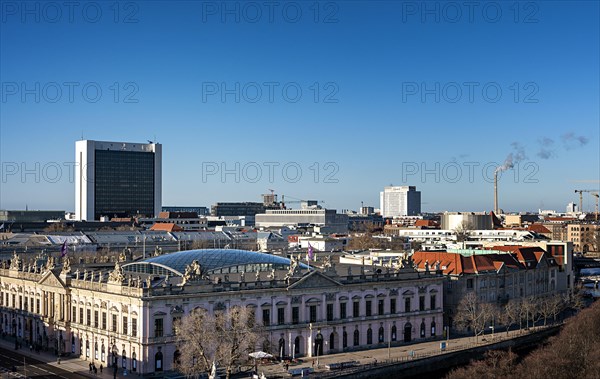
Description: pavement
xmin=0 ymin=336 xmax=133 ymax=379
xmin=254 ymin=327 xmax=544 ymax=378
xmin=0 ymin=326 xmax=550 ymax=379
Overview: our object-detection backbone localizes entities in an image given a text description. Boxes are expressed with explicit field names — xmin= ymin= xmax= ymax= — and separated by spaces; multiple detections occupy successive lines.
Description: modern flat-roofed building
xmin=75 ymin=140 xmax=162 ymax=221
xmin=0 ymin=210 xmax=65 ymax=223
xmin=256 ymin=209 xmax=349 ymax=234
xmin=380 ymin=186 xmax=421 ymax=218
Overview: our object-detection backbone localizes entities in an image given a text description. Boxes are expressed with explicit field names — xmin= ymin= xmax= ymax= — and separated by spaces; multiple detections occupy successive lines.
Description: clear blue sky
xmin=1 ymin=1 xmax=599 ymax=214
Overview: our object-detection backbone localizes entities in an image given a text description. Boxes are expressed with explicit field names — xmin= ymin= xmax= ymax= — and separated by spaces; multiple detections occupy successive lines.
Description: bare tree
xmin=44 ymin=223 xmax=74 ymax=232
xmin=539 ymin=294 xmax=565 ymax=326
xmin=175 ymin=307 xmax=263 ymax=379
xmin=454 ymin=292 xmax=494 ymax=342
xmin=453 ymin=222 xmax=473 ymax=244
xmin=500 ymin=299 xmax=522 ymax=334
xmin=446 ymin=349 xmax=518 ymax=379
xmin=521 ymin=297 xmax=544 ymax=329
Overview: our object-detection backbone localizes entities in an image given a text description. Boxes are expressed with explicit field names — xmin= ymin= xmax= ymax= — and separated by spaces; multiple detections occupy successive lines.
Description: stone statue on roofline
xmin=61 ymin=256 xmax=71 ymax=274
xmin=10 ymin=251 xmax=21 ymax=271
xmin=46 ymin=256 xmax=55 ymax=271
xmin=108 ymin=261 xmax=124 ymax=284
xmin=182 ymin=260 xmax=203 ymax=284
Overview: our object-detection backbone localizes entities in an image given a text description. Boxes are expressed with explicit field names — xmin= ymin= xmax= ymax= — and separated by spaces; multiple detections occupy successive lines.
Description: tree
xmin=447 ymin=301 xmax=600 ymax=379
xmin=174 ymin=307 xmax=263 ymax=379
xmin=521 ymin=296 xmax=543 ymax=329
xmin=454 ymin=293 xmax=495 ymax=342
xmin=44 ymin=223 xmax=74 ymax=232
xmin=453 ymin=222 xmax=473 ymax=244
xmin=539 ymin=294 xmax=564 ymax=326
xmin=500 ymin=299 xmax=522 ymax=334
xmin=446 ymin=349 xmax=518 ymax=379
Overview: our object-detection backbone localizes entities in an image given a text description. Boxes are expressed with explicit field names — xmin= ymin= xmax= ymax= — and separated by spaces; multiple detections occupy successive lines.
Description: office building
xmin=211 ymin=202 xmax=276 ymax=217
xmin=75 ymin=140 xmax=162 ymax=221
xmin=256 ymin=209 xmax=349 ymax=234
xmin=379 ymin=186 xmax=421 ymax=218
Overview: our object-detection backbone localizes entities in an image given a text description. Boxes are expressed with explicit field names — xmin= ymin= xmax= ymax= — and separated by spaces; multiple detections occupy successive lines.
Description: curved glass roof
xmin=122 ymin=249 xmax=307 ymax=277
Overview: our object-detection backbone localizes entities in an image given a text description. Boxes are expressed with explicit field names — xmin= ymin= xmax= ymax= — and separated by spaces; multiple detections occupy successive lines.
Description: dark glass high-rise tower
xmin=75 ymin=140 xmax=162 ymax=220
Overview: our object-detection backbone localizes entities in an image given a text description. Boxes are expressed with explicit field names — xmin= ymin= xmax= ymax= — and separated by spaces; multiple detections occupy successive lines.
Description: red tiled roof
xmin=150 ymin=223 xmax=183 ymax=232
xmin=527 ymin=224 xmax=551 ymax=234
xmin=413 ymin=250 xmax=531 ymax=275
xmin=415 ymin=220 xmax=437 ymax=227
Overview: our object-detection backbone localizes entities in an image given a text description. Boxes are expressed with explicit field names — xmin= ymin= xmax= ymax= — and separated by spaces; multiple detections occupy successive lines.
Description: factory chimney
xmin=494 ymin=171 xmax=499 ymax=215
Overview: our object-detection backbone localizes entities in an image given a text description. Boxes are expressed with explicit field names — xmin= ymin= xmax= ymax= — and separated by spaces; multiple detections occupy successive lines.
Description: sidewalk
xmin=0 ymin=337 xmax=133 ymax=379
xmin=0 ymin=326 xmax=556 ymax=379
xmin=255 ymin=326 xmax=553 ymax=378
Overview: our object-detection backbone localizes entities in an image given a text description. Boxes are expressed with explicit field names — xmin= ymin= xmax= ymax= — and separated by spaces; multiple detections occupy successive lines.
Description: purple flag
xmin=307 ymin=243 xmax=314 ymax=261
xmin=60 ymin=240 xmax=68 ymax=257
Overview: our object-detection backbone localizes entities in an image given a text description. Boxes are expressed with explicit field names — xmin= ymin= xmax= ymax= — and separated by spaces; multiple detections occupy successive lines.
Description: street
xmin=0 ymin=345 xmax=85 ymax=379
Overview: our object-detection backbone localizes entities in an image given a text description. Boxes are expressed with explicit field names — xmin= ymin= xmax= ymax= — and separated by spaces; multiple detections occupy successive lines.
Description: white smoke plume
xmin=536 ymin=137 xmax=555 ymax=159
xmin=561 ymin=132 xmax=589 ymax=150
xmin=496 ymin=142 xmax=527 ymax=173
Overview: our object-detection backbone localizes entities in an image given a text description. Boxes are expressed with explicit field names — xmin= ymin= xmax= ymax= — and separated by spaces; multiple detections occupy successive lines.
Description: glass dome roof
xmin=122 ymin=249 xmax=307 ymax=277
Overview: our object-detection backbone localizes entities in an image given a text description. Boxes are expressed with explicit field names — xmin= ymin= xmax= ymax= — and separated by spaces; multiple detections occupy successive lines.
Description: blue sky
xmin=1 ymin=1 xmax=599 ymax=213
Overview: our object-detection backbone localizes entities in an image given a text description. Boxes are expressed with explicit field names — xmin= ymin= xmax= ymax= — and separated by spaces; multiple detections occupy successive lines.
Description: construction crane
xmin=574 ymin=189 xmax=596 ymax=212
xmin=591 ymin=192 xmax=599 ymax=221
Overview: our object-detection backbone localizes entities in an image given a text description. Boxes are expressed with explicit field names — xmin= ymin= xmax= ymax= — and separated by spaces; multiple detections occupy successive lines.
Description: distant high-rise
xmin=379 ymin=186 xmax=421 ymax=217
xmin=75 ymin=140 xmax=162 ymax=221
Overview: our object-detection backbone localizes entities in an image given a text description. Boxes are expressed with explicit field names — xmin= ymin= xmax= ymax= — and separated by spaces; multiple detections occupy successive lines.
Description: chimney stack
xmin=494 ymin=171 xmax=499 ymax=214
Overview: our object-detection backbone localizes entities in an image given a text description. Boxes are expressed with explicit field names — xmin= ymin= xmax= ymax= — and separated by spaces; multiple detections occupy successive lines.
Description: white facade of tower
xmin=379 ymin=186 xmax=421 ymax=218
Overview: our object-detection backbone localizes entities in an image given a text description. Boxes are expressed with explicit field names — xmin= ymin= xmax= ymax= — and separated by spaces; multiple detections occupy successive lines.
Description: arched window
xmin=101 ymin=343 xmax=105 ymax=362
xmin=294 ymin=336 xmax=300 ymax=355
xmin=71 ymin=335 xmax=75 ymax=353
xmin=155 ymin=348 xmax=163 ymax=372
xmin=95 ymin=341 xmax=98 ymax=360
xmin=278 ymin=338 xmax=285 ymax=358
xmin=122 ymin=350 xmax=127 ymax=369
xmin=353 ymin=329 xmax=359 ymax=346
xmin=431 ymin=321 xmax=436 ymax=336
xmin=132 ymin=351 xmax=137 ymax=372
xmin=85 ymin=340 xmax=90 ymax=358
xmin=329 ymin=332 xmax=335 ymax=350
xmin=420 ymin=321 xmax=426 ymax=338
xmin=343 ymin=330 xmax=348 ymax=348
xmin=391 ymin=325 xmax=397 ymax=341
xmin=378 ymin=326 xmax=384 ymax=343
xmin=112 ymin=345 xmax=118 ymax=365
xmin=367 ymin=328 xmax=373 ymax=344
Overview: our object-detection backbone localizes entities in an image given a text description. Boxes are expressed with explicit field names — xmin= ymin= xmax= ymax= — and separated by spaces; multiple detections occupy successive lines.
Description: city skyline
xmin=1 ymin=1 xmax=599 ymax=213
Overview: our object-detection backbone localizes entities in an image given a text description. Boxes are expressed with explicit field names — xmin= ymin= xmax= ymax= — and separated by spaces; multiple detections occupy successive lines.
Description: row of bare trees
xmin=174 ymin=307 xmax=263 ymax=379
xmin=447 ymin=298 xmax=600 ymax=379
xmin=453 ymin=292 xmax=581 ymax=342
